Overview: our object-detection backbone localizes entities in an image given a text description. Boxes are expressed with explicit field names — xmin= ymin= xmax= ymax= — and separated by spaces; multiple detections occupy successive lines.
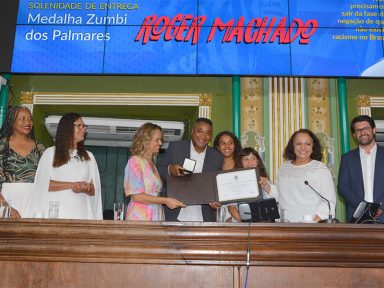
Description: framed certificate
xmin=167 ymin=168 xmax=262 ymax=205
xmin=216 ymin=168 xmax=262 ymax=203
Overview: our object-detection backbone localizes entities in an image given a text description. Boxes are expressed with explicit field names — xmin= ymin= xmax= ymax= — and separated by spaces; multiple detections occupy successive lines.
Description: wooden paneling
xmin=0 ymin=262 xmax=235 ymax=288
xmin=246 ymin=267 xmax=384 ymax=288
xmin=1 ymin=220 xmax=384 ymax=287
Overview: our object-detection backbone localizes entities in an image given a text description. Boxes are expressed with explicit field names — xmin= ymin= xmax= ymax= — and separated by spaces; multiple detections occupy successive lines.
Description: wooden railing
xmin=1 ymin=220 xmax=384 ymax=287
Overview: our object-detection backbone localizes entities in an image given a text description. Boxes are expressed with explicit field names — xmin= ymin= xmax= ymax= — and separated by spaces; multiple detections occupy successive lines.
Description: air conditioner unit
xmin=45 ymin=116 xmax=185 ymax=148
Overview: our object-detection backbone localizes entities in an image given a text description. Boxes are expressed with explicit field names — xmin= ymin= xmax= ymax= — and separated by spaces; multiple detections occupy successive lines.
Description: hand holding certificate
xmin=216 ymin=168 xmax=261 ymax=202
xmin=167 ymin=168 xmax=262 ymax=205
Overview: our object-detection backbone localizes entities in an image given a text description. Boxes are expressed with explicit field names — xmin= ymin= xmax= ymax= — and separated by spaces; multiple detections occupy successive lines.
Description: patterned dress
xmin=0 ymin=138 xmax=45 ymax=189
xmin=124 ymin=155 xmax=163 ymax=221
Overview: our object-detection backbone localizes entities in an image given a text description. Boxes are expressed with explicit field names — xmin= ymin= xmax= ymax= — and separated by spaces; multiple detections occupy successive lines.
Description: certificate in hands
xmin=216 ymin=168 xmax=262 ymax=203
xmin=167 ymin=168 xmax=262 ymax=205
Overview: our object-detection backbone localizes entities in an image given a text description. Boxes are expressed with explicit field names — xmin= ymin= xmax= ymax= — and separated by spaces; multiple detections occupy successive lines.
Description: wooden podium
xmin=1 ymin=220 xmax=384 ymax=287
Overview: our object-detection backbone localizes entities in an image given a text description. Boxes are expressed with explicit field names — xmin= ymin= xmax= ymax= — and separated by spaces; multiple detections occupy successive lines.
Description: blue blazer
xmin=338 ymin=145 xmax=384 ymax=221
xmin=157 ymin=140 xmax=224 ymax=221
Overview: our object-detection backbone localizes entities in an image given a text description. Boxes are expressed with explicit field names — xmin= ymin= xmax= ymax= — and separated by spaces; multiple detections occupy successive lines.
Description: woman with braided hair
xmin=0 ymin=106 xmax=45 ymax=218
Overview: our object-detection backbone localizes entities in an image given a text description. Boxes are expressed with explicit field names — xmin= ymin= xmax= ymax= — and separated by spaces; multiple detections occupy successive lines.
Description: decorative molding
xmin=241 ymin=77 xmax=263 ymax=134
xmin=307 ymin=78 xmax=334 ymax=174
xmin=357 ymin=95 xmax=384 ymax=116
xmin=357 ymin=95 xmax=371 ymax=108
xmin=199 ymin=93 xmax=212 ymax=106
xmin=370 ymin=96 xmax=384 ymax=107
xmin=20 ymin=91 xmax=34 ymax=113
xmin=308 ymin=78 xmax=330 ymax=133
xmin=19 ymin=91 xmax=212 ymax=118
xmin=20 ymin=91 xmax=34 ymax=104
xmin=1 ymin=221 xmax=384 ymax=287
xmin=199 ymin=106 xmax=211 ymax=119
xmin=269 ymin=77 xmax=305 ymax=181
xmin=240 ymin=77 xmax=265 ymax=162
xmin=2 ymin=220 xmax=384 ymax=267
xmin=240 ymin=132 xmax=265 ymax=154
xmin=198 ymin=94 xmax=213 ymax=119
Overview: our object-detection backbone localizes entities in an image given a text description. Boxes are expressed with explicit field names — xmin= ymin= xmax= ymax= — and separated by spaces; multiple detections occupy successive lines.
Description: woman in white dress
xmin=277 ymin=129 xmax=336 ymax=223
xmin=29 ymin=113 xmax=102 ymax=219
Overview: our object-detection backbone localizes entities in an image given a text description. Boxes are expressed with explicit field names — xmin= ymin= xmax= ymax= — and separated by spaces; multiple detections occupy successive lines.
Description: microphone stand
xmin=304 ymin=181 xmax=339 ymax=223
xmin=244 ymin=220 xmax=252 ymax=288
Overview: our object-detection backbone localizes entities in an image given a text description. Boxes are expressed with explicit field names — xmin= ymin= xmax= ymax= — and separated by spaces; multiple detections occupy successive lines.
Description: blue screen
xmin=10 ymin=0 xmax=384 ymax=76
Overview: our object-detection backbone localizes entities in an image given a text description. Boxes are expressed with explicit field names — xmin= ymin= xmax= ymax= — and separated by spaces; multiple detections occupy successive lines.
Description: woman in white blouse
xmin=29 ymin=113 xmax=102 ymax=219
xmin=277 ymin=129 xmax=336 ymax=222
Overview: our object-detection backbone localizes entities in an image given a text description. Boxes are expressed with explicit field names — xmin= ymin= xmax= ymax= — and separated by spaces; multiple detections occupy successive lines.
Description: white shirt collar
xmin=190 ymin=140 xmax=207 ymax=155
xmin=359 ymin=143 xmax=377 ymax=155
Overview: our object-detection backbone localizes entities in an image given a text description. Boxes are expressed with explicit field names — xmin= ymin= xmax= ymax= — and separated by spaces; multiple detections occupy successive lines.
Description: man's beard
xmin=358 ymin=134 xmax=375 ymax=146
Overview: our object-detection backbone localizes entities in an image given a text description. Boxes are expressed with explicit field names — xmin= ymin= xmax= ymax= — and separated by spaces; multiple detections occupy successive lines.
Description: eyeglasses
xmin=74 ymin=124 xmax=88 ymax=129
xmin=354 ymin=126 xmax=371 ymax=135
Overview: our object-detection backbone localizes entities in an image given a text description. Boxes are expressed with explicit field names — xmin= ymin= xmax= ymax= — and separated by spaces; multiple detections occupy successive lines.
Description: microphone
xmin=304 ymin=181 xmax=338 ymax=223
xmin=238 ymin=203 xmax=252 ymax=221
xmin=238 ymin=203 xmax=261 ymax=222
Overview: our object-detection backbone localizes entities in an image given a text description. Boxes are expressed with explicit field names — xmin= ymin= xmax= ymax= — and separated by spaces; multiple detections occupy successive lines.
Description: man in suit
xmin=338 ymin=115 xmax=384 ymax=222
xmin=157 ymin=118 xmax=223 ymax=221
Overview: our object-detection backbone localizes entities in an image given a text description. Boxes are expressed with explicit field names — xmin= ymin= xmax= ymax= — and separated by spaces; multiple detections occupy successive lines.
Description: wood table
xmin=1 ymin=220 xmax=383 ymax=287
